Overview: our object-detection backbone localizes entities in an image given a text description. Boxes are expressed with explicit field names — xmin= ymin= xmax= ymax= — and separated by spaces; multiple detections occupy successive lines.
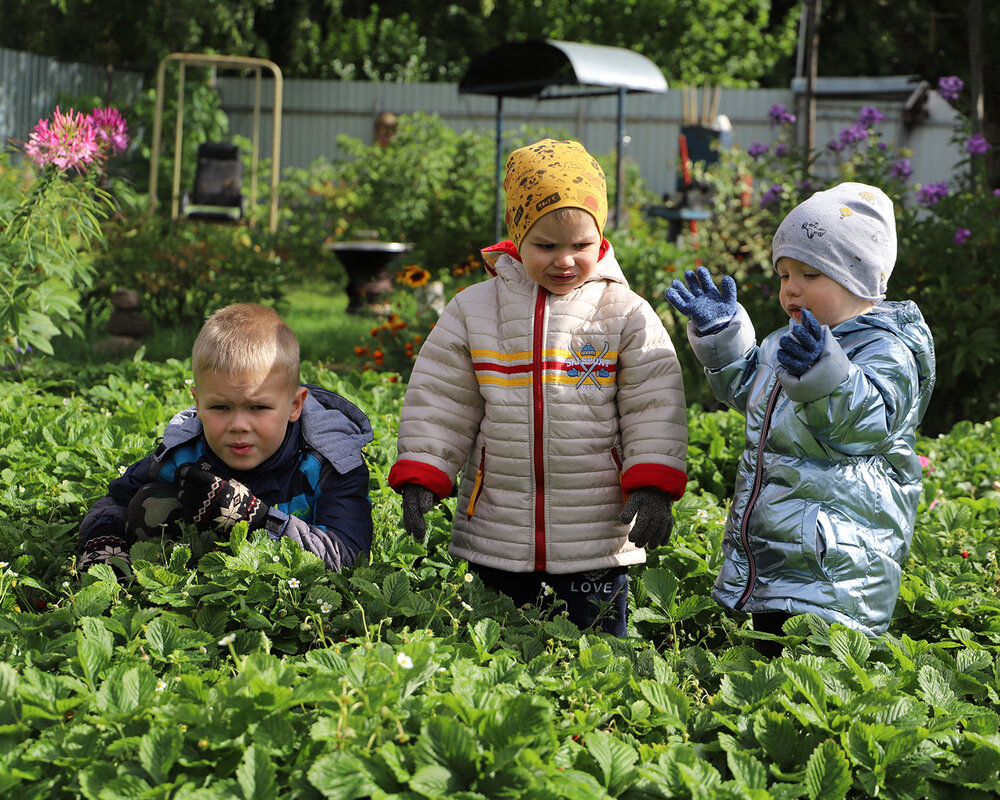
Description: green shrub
xmin=276 ymin=111 xmax=499 ymax=271
xmin=83 ymin=210 xmax=289 ymax=328
xmin=893 ymin=187 xmax=1000 ymax=431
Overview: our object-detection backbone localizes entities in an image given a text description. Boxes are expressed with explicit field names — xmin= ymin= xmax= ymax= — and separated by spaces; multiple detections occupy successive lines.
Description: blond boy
xmin=79 ymin=304 xmax=373 ymax=572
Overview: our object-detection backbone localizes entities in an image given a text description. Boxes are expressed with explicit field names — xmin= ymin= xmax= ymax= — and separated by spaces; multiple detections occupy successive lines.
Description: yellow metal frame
xmin=148 ymin=52 xmax=283 ymax=233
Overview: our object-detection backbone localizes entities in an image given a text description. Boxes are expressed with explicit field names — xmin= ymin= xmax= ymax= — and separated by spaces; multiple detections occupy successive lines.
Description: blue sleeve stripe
xmin=276 ymin=493 xmax=314 ymax=523
xmin=158 ymin=442 xmax=207 ymax=482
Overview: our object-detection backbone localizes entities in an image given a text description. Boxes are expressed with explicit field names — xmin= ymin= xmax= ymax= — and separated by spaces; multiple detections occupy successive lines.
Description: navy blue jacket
xmin=79 ymin=385 xmax=374 ymax=571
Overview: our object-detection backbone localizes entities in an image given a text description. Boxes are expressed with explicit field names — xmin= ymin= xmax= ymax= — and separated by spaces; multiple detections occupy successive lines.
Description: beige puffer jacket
xmin=389 ymin=242 xmax=687 ymax=574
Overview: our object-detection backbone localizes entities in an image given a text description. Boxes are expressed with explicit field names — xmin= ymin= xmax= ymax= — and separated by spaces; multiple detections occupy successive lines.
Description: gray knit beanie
xmin=771 ymin=182 xmax=896 ymax=303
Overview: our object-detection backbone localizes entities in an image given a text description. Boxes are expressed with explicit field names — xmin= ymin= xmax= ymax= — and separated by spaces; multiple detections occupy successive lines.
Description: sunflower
xmin=396 ymin=264 xmax=432 ymax=288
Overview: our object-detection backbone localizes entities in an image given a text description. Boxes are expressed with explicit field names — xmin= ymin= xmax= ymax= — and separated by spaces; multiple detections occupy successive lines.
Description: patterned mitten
xmin=78 ymin=529 xmax=131 ymax=571
xmin=621 ymin=488 xmax=675 ymax=549
xmin=175 ymin=464 xmax=270 ymax=533
xmin=777 ymin=308 xmax=825 ymax=377
xmin=401 ymin=485 xmax=434 ymax=539
xmin=664 ymin=266 xmax=738 ymax=334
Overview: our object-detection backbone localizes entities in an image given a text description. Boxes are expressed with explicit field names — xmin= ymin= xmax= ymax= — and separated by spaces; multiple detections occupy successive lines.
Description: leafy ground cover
xmin=1 ymin=359 xmax=1000 ymax=799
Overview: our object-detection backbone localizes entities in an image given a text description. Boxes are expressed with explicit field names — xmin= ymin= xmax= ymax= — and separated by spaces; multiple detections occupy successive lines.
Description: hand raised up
xmin=664 ymin=266 xmax=738 ymax=334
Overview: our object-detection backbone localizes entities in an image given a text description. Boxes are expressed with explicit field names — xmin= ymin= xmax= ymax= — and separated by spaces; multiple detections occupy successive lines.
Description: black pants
xmin=470 ymin=564 xmax=629 ymax=637
xmin=752 ymin=611 xmax=793 ymax=658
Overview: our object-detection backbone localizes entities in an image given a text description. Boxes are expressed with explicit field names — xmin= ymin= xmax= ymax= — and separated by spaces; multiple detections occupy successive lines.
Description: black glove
xmin=175 ymin=463 xmax=270 ymax=533
xmin=78 ymin=529 xmax=131 ymax=571
xmin=777 ymin=308 xmax=825 ymax=377
xmin=621 ymin=488 xmax=675 ymax=549
xmin=401 ymin=485 xmax=434 ymax=539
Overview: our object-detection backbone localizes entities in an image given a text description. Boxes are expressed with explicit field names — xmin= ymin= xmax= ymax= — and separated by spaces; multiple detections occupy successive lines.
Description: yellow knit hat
xmin=503 ymin=138 xmax=608 ymax=249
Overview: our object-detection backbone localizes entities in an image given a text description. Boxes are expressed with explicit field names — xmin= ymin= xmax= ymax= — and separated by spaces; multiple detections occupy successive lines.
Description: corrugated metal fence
xmin=2 ymin=46 xmax=963 ymax=200
xmin=217 ymin=77 xmax=963 ymax=200
xmin=0 ymin=47 xmax=144 ymax=149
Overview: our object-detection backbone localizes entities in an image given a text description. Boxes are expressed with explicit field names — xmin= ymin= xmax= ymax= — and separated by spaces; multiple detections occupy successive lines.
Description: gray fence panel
xmin=2 ymin=44 xmax=963 ymax=202
xmin=0 ymin=46 xmax=144 ymax=150
xmin=218 ymin=77 xmax=962 ymax=201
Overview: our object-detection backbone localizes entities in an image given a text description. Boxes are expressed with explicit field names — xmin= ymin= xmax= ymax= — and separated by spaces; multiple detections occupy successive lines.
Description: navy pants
xmin=470 ymin=564 xmax=629 ymax=637
xmin=752 ymin=611 xmax=793 ymax=658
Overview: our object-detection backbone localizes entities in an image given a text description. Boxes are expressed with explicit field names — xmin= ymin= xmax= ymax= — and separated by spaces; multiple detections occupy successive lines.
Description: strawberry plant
xmin=1 ymin=358 xmax=1000 ymax=798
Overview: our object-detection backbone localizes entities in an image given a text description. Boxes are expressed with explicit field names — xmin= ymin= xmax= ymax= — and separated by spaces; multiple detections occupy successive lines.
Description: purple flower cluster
xmin=769 ymin=104 xmax=796 ymax=127
xmin=760 ymin=184 xmax=784 ymax=207
xmin=967 ymin=134 xmax=992 ymax=156
xmin=889 ymin=158 xmax=913 ymax=180
xmin=748 ymin=141 xmax=769 ymax=159
xmin=839 ymin=124 xmax=870 ymax=146
xmin=858 ymin=106 xmax=886 ymax=128
xmin=937 ymin=76 xmax=963 ymax=102
xmin=954 ymin=228 xmax=971 ymax=245
xmin=916 ymin=181 xmax=949 ymax=206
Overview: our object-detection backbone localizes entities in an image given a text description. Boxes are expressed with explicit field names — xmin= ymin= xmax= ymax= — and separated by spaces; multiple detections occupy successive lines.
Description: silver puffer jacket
xmin=687 ymin=300 xmax=935 ymax=635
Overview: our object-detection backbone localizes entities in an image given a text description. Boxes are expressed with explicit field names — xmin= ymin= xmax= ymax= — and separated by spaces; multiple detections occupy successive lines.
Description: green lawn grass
xmin=280 ymin=278 xmax=379 ymax=368
xmin=51 ymin=277 xmax=380 ymax=371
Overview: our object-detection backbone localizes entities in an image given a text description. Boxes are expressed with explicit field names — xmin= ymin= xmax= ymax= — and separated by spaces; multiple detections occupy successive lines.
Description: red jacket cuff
xmin=388 ymin=460 xmax=454 ymax=501
xmin=622 ymin=464 xmax=687 ymax=499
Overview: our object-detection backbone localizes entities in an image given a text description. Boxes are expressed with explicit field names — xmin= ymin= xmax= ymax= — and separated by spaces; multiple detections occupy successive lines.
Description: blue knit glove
xmin=777 ymin=308 xmax=825 ymax=377
xmin=664 ymin=266 xmax=738 ymax=333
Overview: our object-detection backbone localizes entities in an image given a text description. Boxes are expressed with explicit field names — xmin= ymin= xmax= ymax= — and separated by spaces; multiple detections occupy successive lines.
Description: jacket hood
xmin=480 ymin=239 xmax=629 ymax=290
xmin=299 ymin=385 xmax=374 ymax=472
xmin=837 ymin=300 xmax=936 ymax=421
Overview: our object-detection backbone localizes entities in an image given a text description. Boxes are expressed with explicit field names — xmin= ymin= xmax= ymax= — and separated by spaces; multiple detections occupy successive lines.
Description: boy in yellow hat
xmin=389 ymin=139 xmax=688 ymax=636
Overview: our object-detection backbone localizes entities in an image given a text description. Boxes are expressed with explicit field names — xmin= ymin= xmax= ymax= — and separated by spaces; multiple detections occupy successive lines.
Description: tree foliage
xmin=1 ymin=0 xmax=799 ymax=86
xmin=1 ymin=1 xmax=995 ymax=183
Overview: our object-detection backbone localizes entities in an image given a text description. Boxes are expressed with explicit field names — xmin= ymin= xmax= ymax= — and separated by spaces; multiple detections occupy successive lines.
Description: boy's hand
xmin=175 ymin=464 xmax=270 ymax=533
xmin=664 ymin=266 xmax=738 ymax=333
xmin=401 ymin=485 xmax=434 ymax=540
xmin=621 ymin=487 xmax=674 ymax=549
xmin=777 ymin=308 xmax=825 ymax=377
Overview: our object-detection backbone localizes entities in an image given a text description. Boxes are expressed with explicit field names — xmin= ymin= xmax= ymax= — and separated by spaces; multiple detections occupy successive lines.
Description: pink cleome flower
xmin=87 ymin=107 xmax=130 ymax=157
xmin=24 ymin=106 xmax=100 ymax=173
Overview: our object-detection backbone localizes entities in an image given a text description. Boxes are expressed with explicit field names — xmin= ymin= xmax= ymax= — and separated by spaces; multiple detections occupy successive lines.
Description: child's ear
xmin=288 ymin=385 xmax=308 ymax=422
xmin=190 ymin=384 xmax=199 ymax=408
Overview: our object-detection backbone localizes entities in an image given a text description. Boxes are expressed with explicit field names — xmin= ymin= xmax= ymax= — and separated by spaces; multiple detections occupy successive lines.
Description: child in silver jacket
xmin=666 ymin=182 xmax=935 ymax=652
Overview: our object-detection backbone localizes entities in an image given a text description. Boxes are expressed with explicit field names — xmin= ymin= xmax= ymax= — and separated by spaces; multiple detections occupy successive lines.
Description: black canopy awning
xmin=459 ymin=40 xmax=667 ymax=238
xmin=459 ymin=39 xmax=668 ymax=99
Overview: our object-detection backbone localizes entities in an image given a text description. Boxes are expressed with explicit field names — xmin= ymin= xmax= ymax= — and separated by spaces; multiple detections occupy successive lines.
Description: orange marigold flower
xmin=373 ymin=350 xmax=384 ymax=359
xmin=354 ymin=346 xmax=369 ymax=356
